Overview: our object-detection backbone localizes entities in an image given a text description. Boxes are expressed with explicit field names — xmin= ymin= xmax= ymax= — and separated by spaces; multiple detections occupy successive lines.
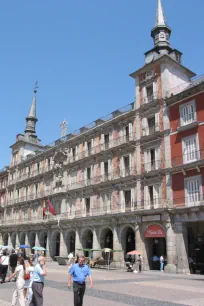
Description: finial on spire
xmin=34 ymin=81 xmax=39 ymax=93
xmin=156 ymin=0 xmax=166 ymax=26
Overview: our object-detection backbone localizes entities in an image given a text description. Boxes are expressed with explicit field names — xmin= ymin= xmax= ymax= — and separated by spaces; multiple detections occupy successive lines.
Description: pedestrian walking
xmin=0 ymin=250 xmax=9 ymax=283
xmin=9 ymin=249 xmax=18 ymax=280
xmin=24 ymin=257 xmax=34 ymax=304
xmin=6 ymin=256 xmax=25 ymax=306
xmin=68 ymin=255 xmax=93 ymax=306
xmin=30 ymin=256 xmax=47 ymax=306
xmin=137 ymin=254 xmax=142 ymax=273
xmin=160 ymin=255 xmax=164 ymax=271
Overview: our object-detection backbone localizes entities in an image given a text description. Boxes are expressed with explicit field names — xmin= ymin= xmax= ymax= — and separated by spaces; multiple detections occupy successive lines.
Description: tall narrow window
xmin=104 ymin=134 xmax=109 ymax=150
xmin=148 ymin=186 xmax=154 ymax=206
xmin=182 ymin=134 xmax=199 ymax=164
xmin=185 ymin=176 xmax=201 ymax=205
xmin=87 ymin=142 xmax=92 ymax=155
xmin=104 ymin=162 xmax=109 ymax=181
xmin=150 ymin=149 xmax=156 ymax=170
xmin=146 ymin=84 xmax=153 ymax=103
xmin=148 ymin=117 xmax=156 ymax=134
xmin=124 ymin=156 xmax=130 ymax=176
xmin=72 ymin=148 xmax=76 ymax=161
xmin=125 ymin=126 xmax=129 ymax=141
xmin=180 ymin=101 xmax=196 ymax=126
xmin=85 ymin=198 xmax=90 ymax=215
xmin=124 ymin=190 xmax=131 ymax=209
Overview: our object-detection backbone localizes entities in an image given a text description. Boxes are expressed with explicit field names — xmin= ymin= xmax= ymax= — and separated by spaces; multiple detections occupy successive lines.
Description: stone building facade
xmin=0 ymin=0 xmax=203 ymax=273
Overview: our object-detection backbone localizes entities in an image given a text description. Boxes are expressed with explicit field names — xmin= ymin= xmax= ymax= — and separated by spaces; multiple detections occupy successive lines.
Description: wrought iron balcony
xmin=141 ymin=92 xmax=160 ymax=106
xmin=142 ymin=124 xmax=160 ymax=137
xmin=171 ymin=149 xmax=204 ymax=168
xmin=67 ymin=134 xmax=136 ymax=165
xmin=4 ymin=195 xmax=204 ymax=226
xmin=172 ymin=194 xmax=204 ymax=208
xmin=143 ymin=160 xmax=162 ymax=173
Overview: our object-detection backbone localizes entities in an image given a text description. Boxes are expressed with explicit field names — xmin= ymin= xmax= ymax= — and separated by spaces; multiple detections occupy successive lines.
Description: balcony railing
xmin=8 ymin=165 xmax=54 ymax=186
xmin=172 ymin=194 xmax=204 ymax=208
xmin=67 ymin=167 xmax=136 ymax=191
xmin=68 ymin=134 xmax=136 ymax=164
xmin=142 ymin=124 xmax=160 ymax=137
xmin=143 ymin=160 xmax=162 ymax=172
xmin=2 ymin=195 xmax=204 ymax=226
xmin=141 ymin=92 xmax=159 ymax=105
xmin=172 ymin=149 xmax=204 ymax=168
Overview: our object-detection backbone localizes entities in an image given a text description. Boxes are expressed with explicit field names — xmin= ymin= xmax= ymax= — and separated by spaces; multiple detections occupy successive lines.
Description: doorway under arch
xmin=81 ymin=229 xmax=93 ymax=257
xmin=52 ymin=231 xmax=60 ymax=257
xmin=121 ymin=226 xmax=135 ymax=259
xmin=66 ymin=231 xmax=76 ymax=255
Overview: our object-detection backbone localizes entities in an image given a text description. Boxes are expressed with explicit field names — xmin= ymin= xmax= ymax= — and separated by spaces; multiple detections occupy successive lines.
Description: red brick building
xmin=167 ymin=78 xmax=204 ymax=270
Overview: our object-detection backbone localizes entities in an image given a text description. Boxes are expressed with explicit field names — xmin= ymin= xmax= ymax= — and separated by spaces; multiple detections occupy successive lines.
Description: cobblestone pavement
xmin=1 ymin=263 xmax=204 ymax=306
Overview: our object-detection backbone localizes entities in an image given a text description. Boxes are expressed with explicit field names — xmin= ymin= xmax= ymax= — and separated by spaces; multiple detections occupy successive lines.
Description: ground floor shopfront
xmin=0 ymin=210 xmax=197 ymax=274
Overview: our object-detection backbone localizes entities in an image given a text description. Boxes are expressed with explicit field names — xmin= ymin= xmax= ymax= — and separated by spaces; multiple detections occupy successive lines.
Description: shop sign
xmin=145 ymin=224 xmax=165 ymax=238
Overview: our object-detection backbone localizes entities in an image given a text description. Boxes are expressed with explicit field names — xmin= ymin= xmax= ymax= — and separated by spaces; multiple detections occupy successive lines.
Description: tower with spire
xmin=145 ymin=0 xmax=182 ymax=64
xmin=24 ymin=88 xmax=39 ymax=142
xmin=10 ymin=86 xmax=42 ymax=166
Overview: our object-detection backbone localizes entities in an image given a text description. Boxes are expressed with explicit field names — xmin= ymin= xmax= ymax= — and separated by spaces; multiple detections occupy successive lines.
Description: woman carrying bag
xmin=24 ymin=257 xmax=34 ymax=305
xmin=6 ymin=257 xmax=25 ymax=306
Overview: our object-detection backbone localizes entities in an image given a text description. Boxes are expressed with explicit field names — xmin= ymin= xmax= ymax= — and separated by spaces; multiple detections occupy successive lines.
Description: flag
xmin=47 ymin=199 xmax=56 ymax=215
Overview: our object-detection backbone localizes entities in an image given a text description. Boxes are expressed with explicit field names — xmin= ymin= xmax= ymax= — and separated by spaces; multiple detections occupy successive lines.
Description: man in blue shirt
xmin=68 ymin=255 xmax=93 ymax=306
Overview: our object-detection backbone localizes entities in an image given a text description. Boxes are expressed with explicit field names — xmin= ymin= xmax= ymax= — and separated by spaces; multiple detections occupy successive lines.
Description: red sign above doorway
xmin=145 ymin=225 xmax=165 ymax=238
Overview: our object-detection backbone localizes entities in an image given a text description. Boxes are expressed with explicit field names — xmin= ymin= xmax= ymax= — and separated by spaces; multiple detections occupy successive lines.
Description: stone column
xmin=92 ymin=228 xmax=101 ymax=259
xmin=175 ymin=222 xmax=190 ymax=274
xmin=0 ymin=233 xmax=4 ymax=245
xmin=16 ymin=233 xmax=20 ymax=247
xmin=164 ymin=222 xmax=176 ymax=273
xmin=59 ymin=231 xmax=67 ymax=257
xmin=35 ymin=232 xmax=40 ymax=247
xmin=135 ymin=223 xmax=149 ymax=271
xmin=8 ymin=233 xmax=12 ymax=248
xmin=46 ymin=230 xmax=51 ymax=260
xmin=75 ymin=229 xmax=83 ymax=256
xmin=113 ymin=225 xmax=123 ymax=263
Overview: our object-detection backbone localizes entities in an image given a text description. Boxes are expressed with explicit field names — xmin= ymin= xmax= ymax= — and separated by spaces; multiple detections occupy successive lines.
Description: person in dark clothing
xmin=9 ymin=250 xmax=18 ymax=274
xmin=137 ymin=254 xmax=142 ymax=272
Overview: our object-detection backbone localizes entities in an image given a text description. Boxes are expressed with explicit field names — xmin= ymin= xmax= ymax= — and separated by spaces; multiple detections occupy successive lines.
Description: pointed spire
xmin=24 ymin=84 xmax=39 ymax=141
xmin=156 ymin=0 xmax=166 ymax=26
xmin=27 ymin=90 xmax=37 ymax=118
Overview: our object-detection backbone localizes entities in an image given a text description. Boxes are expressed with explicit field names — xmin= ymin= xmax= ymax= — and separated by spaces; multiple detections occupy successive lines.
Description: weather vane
xmin=34 ymin=81 xmax=39 ymax=92
xmin=60 ymin=119 xmax=68 ymax=138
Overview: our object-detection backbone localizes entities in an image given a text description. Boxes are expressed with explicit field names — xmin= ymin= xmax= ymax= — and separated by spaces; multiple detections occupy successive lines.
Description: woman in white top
xmin=0 ymin=250 xmax=9 ymax=283
xmin=24 ymin=257 xmax=34 ymax=305
xmin=6 ymin=256 xmax=25 ymax=306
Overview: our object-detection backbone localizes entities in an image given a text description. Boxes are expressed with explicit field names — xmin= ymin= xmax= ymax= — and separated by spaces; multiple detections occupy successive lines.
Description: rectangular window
xmin=124 ymin=190 xmax=131 ymax=208
xmin=87 ymin=142 xmax=92 ymax=155
xmin=104 ymin=162 xmax=109 ymax=180
xmin=148 ymin=116 xmax=156 ymax=134
xmin=146 ymin=84 xmax=153 ymax=103
xmin=104 ymin=134 xmax=109 ymax=150
xmin=125 ymin=126 xmax=129 ymax=141
xmin=180 ymin=101 xmax=196 ymax=126
xmin=87 ymin=168 xmax=91 ymax=184
xmin=182 ymin=134 xmax=199 ymax=164
xmin=85 ymin=198 xmax=90 ymax=215
xmin=185 ymin=176 xmax=202 ymax=205
xmin=72 ymin=148 xmax=76 ymax=161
